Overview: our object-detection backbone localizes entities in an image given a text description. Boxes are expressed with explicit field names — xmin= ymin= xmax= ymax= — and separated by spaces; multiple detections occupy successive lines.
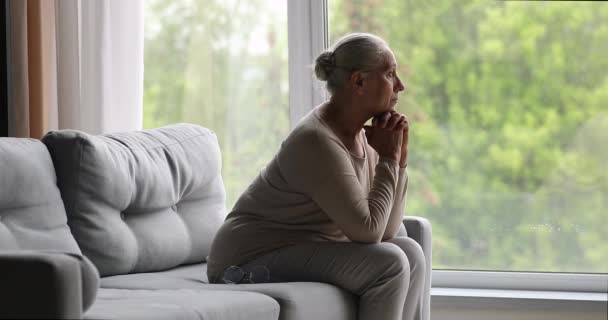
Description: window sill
xmin=432 ymin=270 xmax=608 ymax=293
xmin=432 ymin=287 xmax=607 ymax=302
xmin=430 ymin=287 xmax=607 ymax=320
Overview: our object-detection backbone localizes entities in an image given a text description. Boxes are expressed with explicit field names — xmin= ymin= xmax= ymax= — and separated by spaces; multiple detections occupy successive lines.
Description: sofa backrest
xmin=42 ymin=124 xmax=227 ymax=276
xmin=0 ymin=138 xmax=82 ymax=253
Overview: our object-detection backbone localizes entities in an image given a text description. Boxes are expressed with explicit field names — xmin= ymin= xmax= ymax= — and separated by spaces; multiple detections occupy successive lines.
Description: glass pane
xmin=144 ymin=0 xmax=289 ymax=208
xmin=330 ymin=0 xmax=608 ymax=273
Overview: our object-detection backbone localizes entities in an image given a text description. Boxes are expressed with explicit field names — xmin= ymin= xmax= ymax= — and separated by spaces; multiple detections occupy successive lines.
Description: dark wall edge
xmin=0 ymin=0 xmax=8 ymax=137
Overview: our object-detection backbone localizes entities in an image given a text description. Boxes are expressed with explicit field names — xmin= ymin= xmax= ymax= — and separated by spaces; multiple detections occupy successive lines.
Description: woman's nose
xmin=395 ymin=76 xmax=405 ymax=92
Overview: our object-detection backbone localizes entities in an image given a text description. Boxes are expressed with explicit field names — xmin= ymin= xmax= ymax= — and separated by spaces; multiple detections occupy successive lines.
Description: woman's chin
xmin=372 ymin=103 xmax=397 ymax=115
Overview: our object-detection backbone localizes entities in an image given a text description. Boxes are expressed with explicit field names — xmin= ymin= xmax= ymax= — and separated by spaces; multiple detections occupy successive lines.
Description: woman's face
xmin=364 ymin=49 xmax=405 ymax=115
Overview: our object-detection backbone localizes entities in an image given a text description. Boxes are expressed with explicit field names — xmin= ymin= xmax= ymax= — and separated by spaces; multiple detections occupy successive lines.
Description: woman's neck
xmin=319 ymin=94 xmax=370 ymax=140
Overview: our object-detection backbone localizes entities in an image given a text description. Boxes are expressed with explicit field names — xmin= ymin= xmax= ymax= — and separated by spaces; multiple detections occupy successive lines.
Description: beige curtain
xmin=6 ymin=0 xmax=57 ymax=138
xmin=5 ymin=0 xmax=143 ymax=138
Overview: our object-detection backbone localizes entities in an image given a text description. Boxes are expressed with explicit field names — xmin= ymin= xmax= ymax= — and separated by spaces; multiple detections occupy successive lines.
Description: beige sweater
xmin=207 ymin=109 xmax=408 ymax=280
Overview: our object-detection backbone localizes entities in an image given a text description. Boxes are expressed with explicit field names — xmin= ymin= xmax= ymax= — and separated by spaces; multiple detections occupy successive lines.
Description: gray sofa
xmin=0 ymin=123 xmax=432 ymax=320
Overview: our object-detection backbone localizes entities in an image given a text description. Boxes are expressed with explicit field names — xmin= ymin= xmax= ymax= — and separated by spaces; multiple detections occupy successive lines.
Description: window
xmin=144 ymin=0 xmax=289 ymax=207
xmin=330 ymin=0 xmax=608 ymax=273
xmin=144 ymin=0 xmax=607 ymax=277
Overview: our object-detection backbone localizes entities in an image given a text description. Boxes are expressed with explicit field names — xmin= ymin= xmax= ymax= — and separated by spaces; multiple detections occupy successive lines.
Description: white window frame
xmin=433 ymin=270 xmax=607 ymax=293
xmin=287 ymin=0 xmax=328 ymax=129
xmin=287 ymin=0 xmax=608 ymax=295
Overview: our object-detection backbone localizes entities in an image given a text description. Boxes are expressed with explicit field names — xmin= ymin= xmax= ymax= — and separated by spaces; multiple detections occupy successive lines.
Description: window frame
xmin=433 ymin=270 xmax=607 ymax=293
xmin=289 ymin=0 xmax=608 ymax=293
xmin=287 ymin=0 xmax=327 ymax=129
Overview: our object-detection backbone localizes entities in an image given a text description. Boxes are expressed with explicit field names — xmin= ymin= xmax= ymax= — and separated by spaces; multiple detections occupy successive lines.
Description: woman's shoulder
xmin=277 ymin=111 xmax=349 ymax=173
xmin=275 ymin=110 xmax=355 ymax=190
xmin=285 ymin=110 xmax=341 ymax=150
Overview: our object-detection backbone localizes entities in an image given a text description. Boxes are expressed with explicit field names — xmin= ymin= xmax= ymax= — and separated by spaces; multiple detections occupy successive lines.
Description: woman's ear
xmin=350 ymin=71 xmax=366 ymax=95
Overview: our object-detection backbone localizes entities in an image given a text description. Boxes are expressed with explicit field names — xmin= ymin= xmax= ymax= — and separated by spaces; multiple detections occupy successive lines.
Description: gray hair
xmin=314 ymin=33 xmax=389 ymax=95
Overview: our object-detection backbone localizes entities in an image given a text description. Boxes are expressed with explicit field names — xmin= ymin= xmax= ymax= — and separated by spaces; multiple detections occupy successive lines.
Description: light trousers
xmin=240 ymin=235 xmax=428 ymax=320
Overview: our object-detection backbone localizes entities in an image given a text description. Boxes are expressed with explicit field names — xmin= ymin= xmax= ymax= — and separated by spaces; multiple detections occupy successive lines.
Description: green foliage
xmin=144 ymin=0 xmax=607 ymax=273
xmin=143 ymin=0 xmax=289 ymax=206
xmin=331 ymin=0 xmax=607 ymax=273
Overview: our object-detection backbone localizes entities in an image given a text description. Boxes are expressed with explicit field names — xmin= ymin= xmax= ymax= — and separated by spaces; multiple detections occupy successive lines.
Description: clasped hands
xmin=363 ymin=111 xmax=409 ymax=168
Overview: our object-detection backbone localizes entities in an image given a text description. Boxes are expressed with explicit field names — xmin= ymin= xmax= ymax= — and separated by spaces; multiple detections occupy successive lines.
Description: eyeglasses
xmin=222 ymin=265 xmax=270 ymax=284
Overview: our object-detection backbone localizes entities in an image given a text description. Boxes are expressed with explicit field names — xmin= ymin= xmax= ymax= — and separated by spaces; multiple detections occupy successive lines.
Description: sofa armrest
xmin=0 ymin=251 xmax=84 ymax=319
xmin=402 ymin=216 xmax=432 ymax=257
xmin=403 ymin=216 xmax=432 ymax=278
xmin=403 ymin=216 xmax=432 ymax=320
xmin=402 ymin=215 xmax=432 ymax=265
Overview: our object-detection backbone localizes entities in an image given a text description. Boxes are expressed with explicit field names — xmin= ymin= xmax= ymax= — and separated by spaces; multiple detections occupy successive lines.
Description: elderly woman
xmin=207 ymin=33 xmax=428 ymax=320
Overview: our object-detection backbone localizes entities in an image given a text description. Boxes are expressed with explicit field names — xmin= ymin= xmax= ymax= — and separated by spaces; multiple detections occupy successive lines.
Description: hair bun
xmin=314 ymin=50 xmax=336 ymax=81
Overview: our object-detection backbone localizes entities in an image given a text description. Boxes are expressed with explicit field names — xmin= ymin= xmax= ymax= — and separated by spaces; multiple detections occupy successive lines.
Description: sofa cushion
xmin=42 ymin=124 xmax=226 ymax=276
xmin=0 ymin=138 xmax=81 ymax=253
xmin=100 ymin=263 xmax=357 ymax=320
xmin=87 ymin=288 xmax=279 ymax=320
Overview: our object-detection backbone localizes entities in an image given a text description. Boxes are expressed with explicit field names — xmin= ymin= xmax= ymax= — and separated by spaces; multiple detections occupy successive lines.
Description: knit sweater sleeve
xmin=278 ymin=127 xmax=400 ymax=243
xmin=382 ymin=167 xmax=409 ymax=240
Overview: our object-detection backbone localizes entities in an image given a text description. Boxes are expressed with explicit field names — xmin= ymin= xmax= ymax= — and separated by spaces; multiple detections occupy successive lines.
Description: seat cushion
xmin=86 ymin=288 xmax=279 ymax=320
xmin=42 ymin=124 xmax=227 ymax=276
xmin=0 ymin=138 xmax=81 ymax=253
xmin=101 ymin=263 xmax=357 ymax=320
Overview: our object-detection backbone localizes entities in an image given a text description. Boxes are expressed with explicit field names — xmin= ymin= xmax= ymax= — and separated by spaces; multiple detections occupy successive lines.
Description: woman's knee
xmin=386 ymin=237 xmax=426 ymax=272
xmin=374 ymin=242 xmax=411 ymax=276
